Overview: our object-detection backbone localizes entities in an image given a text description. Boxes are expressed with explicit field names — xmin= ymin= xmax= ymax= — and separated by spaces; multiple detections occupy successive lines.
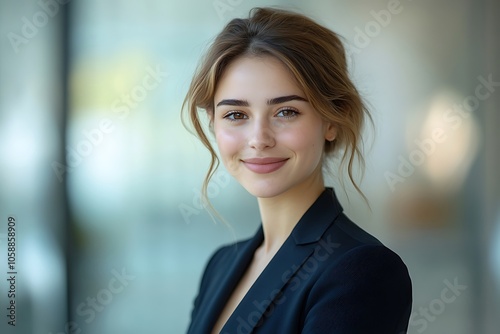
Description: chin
xmin=241 ymin=181 xmax=290 ymax=199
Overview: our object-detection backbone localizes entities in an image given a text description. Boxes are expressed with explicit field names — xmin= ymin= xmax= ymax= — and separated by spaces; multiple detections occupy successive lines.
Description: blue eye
xmin=276 ymin=108 xmax=299 ymax=118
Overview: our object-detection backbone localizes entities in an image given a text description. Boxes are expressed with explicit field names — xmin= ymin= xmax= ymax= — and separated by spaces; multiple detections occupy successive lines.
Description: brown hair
xmin=182 ymin=7 xmax=371 ymax=210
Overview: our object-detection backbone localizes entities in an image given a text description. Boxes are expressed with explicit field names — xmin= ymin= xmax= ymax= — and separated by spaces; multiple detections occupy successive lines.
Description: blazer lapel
xmin=197 ymin=228 xmax=264 ymax=332
xmin=220 ymin=188 xmax=343 ymax=333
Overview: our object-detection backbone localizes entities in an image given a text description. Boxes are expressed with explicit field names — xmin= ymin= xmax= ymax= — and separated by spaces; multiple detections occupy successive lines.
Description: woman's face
xmin=213 ymin=55 xmax=336 ymax=198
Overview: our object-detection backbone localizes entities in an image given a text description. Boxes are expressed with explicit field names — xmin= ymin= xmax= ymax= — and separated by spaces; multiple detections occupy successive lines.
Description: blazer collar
xmin=218 ymin=187 xmax=344 ymax=333
xmin=291 ymin=187 xmax=343 ymax=245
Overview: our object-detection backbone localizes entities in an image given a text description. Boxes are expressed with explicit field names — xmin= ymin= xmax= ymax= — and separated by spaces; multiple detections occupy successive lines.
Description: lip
xmin=242 ymin=157 xmax=289 ymax=174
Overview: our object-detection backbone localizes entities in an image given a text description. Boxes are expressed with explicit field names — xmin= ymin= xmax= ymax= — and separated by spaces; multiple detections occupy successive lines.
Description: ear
xmin=207 ymin=109 xmax=215 ymax=134
xmin=324 ymin=122 xmax=337 ymax=142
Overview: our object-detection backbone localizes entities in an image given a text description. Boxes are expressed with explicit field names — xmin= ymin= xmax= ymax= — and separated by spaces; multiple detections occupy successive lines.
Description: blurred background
xmin=0 ymin=0 xmax=499 ymax=333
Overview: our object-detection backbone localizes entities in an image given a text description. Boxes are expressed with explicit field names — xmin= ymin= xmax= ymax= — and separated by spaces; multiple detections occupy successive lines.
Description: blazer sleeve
xmin=302 ymin=244 xmax=412 ymax=334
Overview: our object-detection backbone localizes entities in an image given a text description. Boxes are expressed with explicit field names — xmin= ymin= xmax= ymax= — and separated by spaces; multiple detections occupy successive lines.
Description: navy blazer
xmin=187 ymin=188 xmax=412 ymax=334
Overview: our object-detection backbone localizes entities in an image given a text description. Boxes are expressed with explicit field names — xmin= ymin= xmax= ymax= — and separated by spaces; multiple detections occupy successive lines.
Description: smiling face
xmin=213 ymin=55 xmax=336 ymax=199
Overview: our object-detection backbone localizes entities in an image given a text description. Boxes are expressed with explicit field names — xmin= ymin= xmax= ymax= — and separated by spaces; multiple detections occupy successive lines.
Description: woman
xmin=183 ymin=7 xmax=412 ymax=334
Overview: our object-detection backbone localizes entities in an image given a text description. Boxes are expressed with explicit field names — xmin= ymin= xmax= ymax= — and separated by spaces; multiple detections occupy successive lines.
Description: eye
xmin=276 ymin=108 xmax=299 ymax=118
xmin=223 ymin=111 xmax=248 ymax=121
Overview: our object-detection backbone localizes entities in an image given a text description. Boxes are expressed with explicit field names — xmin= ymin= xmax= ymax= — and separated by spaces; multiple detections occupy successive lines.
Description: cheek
xmin=281 ymin=124 xmax=325 ymax=157
xmin=214 ymin=126 xmax=244 ymax=160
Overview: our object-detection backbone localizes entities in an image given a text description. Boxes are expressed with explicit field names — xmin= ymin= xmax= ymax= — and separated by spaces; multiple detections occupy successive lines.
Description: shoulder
xmin=302 ymin=214 xmax=412 ymax=332
xmin=314 ymin=242 xmax=412 ymax=293
xmin=319 ymin=213 xmax=412 ymax=298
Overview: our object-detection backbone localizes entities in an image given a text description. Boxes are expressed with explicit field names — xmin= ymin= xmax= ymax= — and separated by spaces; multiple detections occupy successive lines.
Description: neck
xmin=256 ymin=170 xmax=325 ymax=255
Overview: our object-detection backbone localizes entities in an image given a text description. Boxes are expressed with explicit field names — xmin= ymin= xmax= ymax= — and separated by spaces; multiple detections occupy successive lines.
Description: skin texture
xmin=213 ymin=54 xmax=336 ymax=204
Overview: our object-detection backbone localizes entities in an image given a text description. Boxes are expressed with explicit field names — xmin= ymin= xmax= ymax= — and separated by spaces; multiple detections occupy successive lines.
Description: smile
xmin=242 ymin=157 xmax=289 ymax=174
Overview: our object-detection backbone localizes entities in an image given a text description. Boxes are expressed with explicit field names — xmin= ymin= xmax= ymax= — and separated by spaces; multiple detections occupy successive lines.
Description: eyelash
xmin=223 ymin=111 xmax=247 ymax=122
xmin=222 ymin=107 xmax=300 ymax=122
xmin=276 ymin=107 xmax=299 ymax=118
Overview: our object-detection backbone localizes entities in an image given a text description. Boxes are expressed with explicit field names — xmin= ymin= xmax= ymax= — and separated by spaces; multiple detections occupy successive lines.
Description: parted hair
xmin=182 ymin=7 xmax=371 ymax=208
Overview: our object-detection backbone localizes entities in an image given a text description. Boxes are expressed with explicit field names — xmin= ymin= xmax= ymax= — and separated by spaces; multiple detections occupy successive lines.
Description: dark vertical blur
xmin=0 ymin=0 xmax=68 ymax=333
xmin=61 ymin=0 xmax=72 ymax=331
xmin=479 ymin=0 xmax=500 ymax=329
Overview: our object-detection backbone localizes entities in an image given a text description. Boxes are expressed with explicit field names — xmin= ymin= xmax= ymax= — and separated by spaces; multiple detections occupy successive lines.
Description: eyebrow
xmin=216 ymin=95 xmax=308 ymax=107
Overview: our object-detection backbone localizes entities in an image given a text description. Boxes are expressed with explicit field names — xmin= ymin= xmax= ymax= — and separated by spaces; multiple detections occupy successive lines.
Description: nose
xmin=248 ymin=119 xmax=275 ymax=150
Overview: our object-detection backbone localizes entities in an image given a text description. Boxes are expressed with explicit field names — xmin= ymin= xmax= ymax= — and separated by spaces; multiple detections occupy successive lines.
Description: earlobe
xmin=325 ymin=123 xmax=337 ymax=142
xmin=207 ymin=110 xmax=215 ymax=134
xmin=207 ymin=109 xmax=214 ymax=123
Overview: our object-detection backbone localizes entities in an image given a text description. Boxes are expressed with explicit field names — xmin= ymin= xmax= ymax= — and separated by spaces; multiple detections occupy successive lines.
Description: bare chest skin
xmin=211 ymin=246 xmax=277 ymax=334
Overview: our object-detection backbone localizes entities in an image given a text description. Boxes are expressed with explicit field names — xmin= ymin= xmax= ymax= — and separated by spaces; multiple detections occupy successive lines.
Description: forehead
xmin=214 ymin=55 xmax=305 ymax=102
